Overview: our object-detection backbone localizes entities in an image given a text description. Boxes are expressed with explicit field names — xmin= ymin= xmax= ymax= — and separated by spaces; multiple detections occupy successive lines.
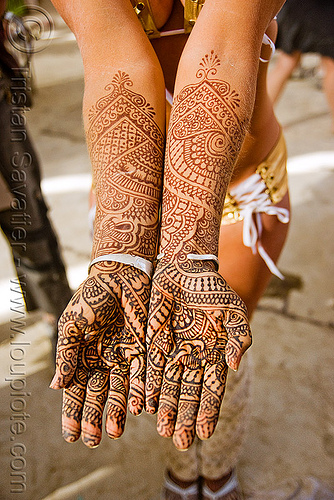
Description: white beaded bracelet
xmin=88 ymin=253 xmax=153 ymax=278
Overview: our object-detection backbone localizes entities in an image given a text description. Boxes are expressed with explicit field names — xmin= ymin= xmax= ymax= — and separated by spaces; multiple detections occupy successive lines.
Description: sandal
xmin=161 ymin=471 xmax=199 ymax=500
xmin=202 ymin=470 xmax=243 ymax=500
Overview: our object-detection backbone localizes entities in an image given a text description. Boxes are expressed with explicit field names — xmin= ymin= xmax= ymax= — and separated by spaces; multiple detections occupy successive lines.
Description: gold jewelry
xmin=131 ymin=0 xmax=160 ymax=38
xmin=184 ymin=0 xmax=206 ymax=33
xmin=222 ymin=131 xmax=288 ymax=225
xmin=255 ymin=131 xmax=288 ymax=205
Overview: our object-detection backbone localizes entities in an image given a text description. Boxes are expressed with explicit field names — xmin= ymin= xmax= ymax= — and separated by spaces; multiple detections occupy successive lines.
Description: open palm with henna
xmin=49 ymin=69 xmax=164 ymax=447
xmin=145 ymin=259 xmax=252 ymax=450
xmin=50 ymin=261 xmax=150 ymax=447
xmin=145 ymin=50 xmax=253 ymax=449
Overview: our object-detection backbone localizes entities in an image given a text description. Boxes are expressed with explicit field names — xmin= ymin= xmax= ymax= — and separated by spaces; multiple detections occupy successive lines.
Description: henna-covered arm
xmin=87 ymin=71 xmax=164 ymax=262
xmin=50 ymin=0 xmax=165 ymax=446
xmin=146 ymin=0 xmax=285 ymax=449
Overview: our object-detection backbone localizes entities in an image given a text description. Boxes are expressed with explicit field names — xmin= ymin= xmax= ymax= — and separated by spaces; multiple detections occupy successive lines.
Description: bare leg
xmin=219 ymin=192 xmax=290 ymax=318
xmin=321 ymin=56 xmax=334 ymax=133
xmin=267 ymin=50 xmax=301 ymax=104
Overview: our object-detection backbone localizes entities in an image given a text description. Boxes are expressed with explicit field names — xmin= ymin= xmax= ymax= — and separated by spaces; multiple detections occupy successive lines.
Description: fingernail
xmin=228 ymin=358 xmax=240 ymax=372
xmin=146 ymin=407 xmax=156 ymax=414
xmin=129 ymin=401 xmax=143 ymax=416
xmin=83 ymin=437 xmax=100 ymax=448
xmin=49 ymin=372 xmax=61 ymax=389
xmin=145 ymin=397 xmax=158 ymax=414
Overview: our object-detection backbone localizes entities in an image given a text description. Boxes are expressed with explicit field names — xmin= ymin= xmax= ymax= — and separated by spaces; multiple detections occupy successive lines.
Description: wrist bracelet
xmin=187 ymin=253 xmax=219 ymax=270
xmin=157 ymin=252 xmax=219 ymax=270
xmin=88 ymin=253 xmax=153 ymax=278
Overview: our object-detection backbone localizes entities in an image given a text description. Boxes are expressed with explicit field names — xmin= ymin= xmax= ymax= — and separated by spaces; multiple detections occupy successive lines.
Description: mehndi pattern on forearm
xmin=160 ymin=51 xmax=245 ymax=259
xmin=145 ymin=51 xmax=252 ymax=449
xmin=87 ymin=71 xmax=164 ymax=259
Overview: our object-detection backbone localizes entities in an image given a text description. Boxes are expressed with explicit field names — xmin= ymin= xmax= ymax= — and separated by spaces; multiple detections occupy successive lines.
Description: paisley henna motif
xmin=160 ymin=51 xmax=245 ymax=260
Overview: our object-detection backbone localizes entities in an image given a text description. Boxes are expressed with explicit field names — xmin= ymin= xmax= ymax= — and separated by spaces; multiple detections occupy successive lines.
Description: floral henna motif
xmin=87 ymin=71 xmax=164 ymax=260
xmin=51 ymin=262 xmax=150 ymax=447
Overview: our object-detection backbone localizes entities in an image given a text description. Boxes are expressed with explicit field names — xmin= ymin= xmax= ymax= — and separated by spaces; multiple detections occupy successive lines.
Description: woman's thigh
xmin=218 ymin=191 xmax=290 ymax=317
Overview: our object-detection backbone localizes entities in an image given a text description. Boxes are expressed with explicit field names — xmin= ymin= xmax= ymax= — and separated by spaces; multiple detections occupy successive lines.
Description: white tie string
xmin=228 ymin=173 xmax=289 ymax=279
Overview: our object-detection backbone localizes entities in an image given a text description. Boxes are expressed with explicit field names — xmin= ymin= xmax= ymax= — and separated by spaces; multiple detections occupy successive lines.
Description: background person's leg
xmin=321 ymin=56 xmax=334 ymax=133
xmin=267 ymin=51 xmax=301 ymax=104
xmin=0 ymin=98 xmax=72 ymax=320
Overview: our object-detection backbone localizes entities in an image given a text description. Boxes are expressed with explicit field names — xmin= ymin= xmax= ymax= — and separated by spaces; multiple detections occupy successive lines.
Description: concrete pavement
xmin=0 ymin=3 xmax=333 ymax=499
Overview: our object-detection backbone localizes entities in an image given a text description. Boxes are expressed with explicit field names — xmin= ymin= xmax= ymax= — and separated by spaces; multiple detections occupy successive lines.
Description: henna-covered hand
xmin=49 ymin=70 xmax=164 ymax=447
xmin=145 ymin=259 xmax=251 ymax=450
xmin=50 ymin=261 xmax=150 ymax=447
xmin=145 ymin=51 xmax=252 ymax=449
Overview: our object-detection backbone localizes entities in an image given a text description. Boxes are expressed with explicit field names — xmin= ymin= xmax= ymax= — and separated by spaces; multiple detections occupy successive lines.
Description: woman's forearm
xmin=159 ymin=0 xmax=285 ymax=261
xmin=51 ymin=0 xmax=166 ymax=262
xmin=87 ymin=67 xmax=165 ymax=261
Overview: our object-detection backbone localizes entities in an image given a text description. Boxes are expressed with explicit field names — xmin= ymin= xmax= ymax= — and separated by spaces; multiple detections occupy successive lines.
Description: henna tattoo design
xmin=51 ymin=74 xmax=165 ymax=447
xmin=146 ymin=53 xmax=251 ymax=449
xmin=87 ymin=72 xmax=164 ymax=260
xmin=146 ymin=260 xmax=251 ymax=449
xmin=160 ymin=51 xmax=245 ymax=260
xmin=51 ymin=262 xmax=150 ymax=447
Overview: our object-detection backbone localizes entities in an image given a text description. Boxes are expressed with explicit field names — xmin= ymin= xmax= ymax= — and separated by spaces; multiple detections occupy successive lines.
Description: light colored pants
xmin=166 ymin=353 xmax=252 ymax=481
